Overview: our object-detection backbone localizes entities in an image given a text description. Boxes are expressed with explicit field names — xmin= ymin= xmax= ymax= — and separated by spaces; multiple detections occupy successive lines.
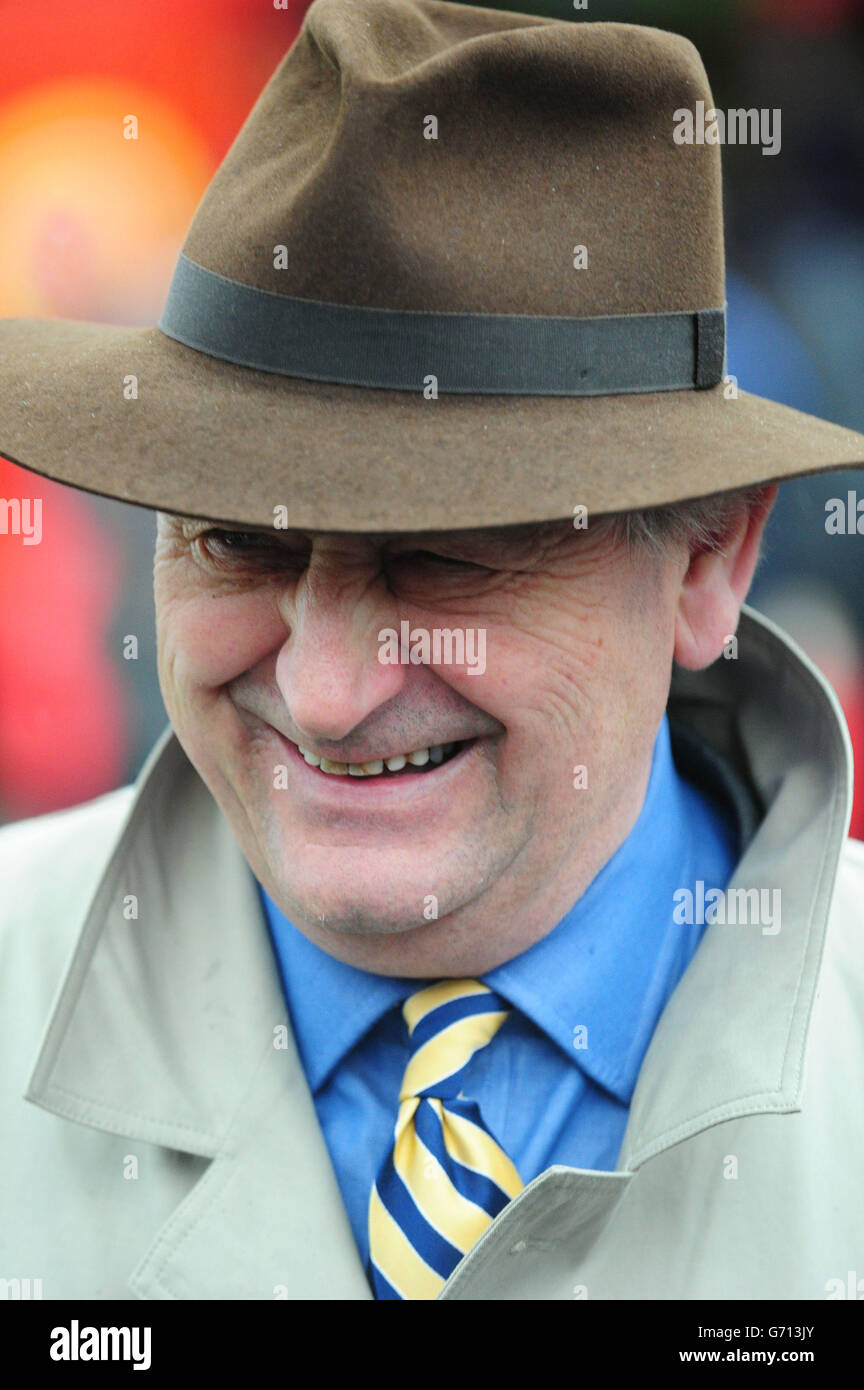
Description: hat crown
xmin=181 ymin=0 xmax=725 ymax=318
xmin=2 ymin=0 xmax=860 ymax=538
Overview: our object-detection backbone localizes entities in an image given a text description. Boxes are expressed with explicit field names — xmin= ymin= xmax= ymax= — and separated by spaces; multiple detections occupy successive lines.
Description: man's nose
xmin=273 ymin=558 xmax=406 ymax=744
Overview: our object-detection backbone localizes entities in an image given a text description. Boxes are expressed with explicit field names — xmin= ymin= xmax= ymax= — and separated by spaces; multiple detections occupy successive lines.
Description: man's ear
xmin=673 ymin=485 xmax=778 ymax=671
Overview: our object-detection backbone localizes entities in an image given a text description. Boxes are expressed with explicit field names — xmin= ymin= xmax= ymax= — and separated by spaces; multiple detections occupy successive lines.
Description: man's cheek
xmin=158 ymin=596 xmax=269 ymax=688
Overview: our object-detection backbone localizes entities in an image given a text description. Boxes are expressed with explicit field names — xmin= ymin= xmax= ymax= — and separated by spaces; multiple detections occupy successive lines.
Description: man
xmin=1 ymin=0 xmax=863 ymax=1301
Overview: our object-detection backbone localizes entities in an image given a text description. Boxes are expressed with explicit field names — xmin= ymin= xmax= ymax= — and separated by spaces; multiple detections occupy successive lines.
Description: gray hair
xmin=601 ymin=485 xmax=770 ymax=559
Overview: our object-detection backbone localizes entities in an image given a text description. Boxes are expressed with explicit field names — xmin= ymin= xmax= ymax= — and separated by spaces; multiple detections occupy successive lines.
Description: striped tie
xmin=368 ymin=979 xmax=523 ymax=1300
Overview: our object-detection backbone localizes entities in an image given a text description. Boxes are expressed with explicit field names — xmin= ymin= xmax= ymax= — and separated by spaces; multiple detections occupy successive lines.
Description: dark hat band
xmin=158 ymin=252 xmax=725 ymax=396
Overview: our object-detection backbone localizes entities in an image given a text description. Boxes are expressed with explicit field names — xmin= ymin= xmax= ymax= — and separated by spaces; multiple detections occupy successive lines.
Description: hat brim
xmin=1 ymin=316 xmax=863 ymax=532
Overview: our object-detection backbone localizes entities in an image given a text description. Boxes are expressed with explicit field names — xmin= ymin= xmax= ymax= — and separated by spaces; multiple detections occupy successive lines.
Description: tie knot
xmin=399 ymin=979 xmax=510 ymax=1102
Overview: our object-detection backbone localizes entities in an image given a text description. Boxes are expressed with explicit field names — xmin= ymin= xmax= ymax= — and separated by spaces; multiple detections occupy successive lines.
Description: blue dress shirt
xmin=259 ymin=712 xmax=738 ymax=1270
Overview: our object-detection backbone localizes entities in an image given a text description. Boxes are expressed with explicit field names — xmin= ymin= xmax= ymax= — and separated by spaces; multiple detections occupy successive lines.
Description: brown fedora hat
xmin=1 ymin=0 xmax=862 ymax=533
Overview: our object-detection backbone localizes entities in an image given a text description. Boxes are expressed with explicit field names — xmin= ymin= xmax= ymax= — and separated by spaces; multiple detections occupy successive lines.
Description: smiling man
xmin=2 ymin=0 xmax=864 ymax=1304
xmin=154 ymin=505 xmax=764 ymax=979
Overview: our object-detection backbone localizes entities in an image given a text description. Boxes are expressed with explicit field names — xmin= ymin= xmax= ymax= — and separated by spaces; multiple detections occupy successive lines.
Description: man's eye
xmin=205 ymin=529 xmax=269 ymax=549
xmin=195 ymin=529 xmax=299 ymax=569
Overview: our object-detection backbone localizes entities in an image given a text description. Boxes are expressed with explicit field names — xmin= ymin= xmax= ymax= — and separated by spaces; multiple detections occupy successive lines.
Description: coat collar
xmin=23 ymin=604 xmax=852 ymax=1295
xmin=620 ymin=604 xmax=853 ymax=1167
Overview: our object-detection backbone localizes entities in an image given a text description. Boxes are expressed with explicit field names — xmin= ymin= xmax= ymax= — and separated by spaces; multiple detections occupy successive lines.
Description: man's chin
xmin=269 ymin=879 xmax=454 ymax=940
xmin=254 ymin=821 xmax=475 ymax=925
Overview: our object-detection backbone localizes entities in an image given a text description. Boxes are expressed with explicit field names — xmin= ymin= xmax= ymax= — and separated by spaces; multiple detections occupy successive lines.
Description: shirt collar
xmin=260 ymin=711 xmax=737 ymax=1102
xmin=260 ymin=887 xmax=418 ymax=1093
xmin=484 ymin=714 xmax=737 ymax=1101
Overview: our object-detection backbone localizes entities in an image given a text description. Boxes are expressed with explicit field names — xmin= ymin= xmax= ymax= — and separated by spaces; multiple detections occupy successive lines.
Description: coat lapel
xmin=619 ymin=604 xmax=852 ymax=1169
xmin=25 ymin=730 xmax=372 ymax=1299
xmin=130 ymin=1019 xmax=372 ymax=1299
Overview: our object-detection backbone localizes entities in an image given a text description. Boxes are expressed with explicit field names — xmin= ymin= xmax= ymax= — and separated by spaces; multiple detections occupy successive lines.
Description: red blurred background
xmin=0 ymin=0 xmax=305 ymax=817
xmin=1 ymin=0 xmax=864 ymax=832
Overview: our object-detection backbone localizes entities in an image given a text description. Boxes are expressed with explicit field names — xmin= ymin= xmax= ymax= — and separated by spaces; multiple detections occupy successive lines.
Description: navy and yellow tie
xmin=368 ymin=979 xmax=523 ymax=1300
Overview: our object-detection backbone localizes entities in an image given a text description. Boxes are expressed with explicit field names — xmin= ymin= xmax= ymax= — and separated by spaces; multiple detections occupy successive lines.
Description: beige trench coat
xmin=1 ymin=605 xmax=862 ymax=1300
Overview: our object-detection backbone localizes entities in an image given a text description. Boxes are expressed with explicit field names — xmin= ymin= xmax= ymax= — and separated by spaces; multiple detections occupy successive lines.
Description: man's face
xmin=154 ymin=515 xmax=686 ymax=975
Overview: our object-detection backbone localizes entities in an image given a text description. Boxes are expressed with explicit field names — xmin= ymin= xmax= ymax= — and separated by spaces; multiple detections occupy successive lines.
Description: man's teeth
xmin=298 ymin=742 xmax=458 ymax=777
